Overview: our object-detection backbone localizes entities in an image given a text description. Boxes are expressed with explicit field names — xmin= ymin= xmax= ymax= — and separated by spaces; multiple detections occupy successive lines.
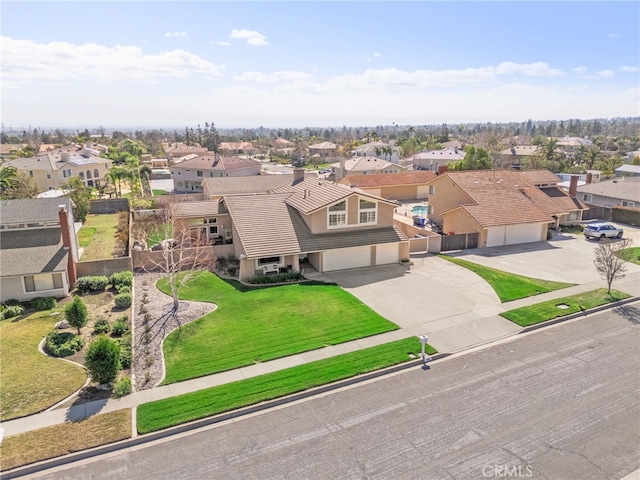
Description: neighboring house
xmin=163 ymin=143 xmax=209 ymax=161
xmin=219 ymin=142 xmax=254 ymax=155
xmin=557 ymin=136 xmax=592 ymax=154
xmin=170 ymin=154 xmax=262 ymax=193
xmin=0 ymin=143 xmax=27 ymax=160
xmin=497 ymin=145 xmax=540 ymax=169
xmin=337 ymin=171 xmax=436 ymax=201
xmin=0 ymin=197 xmax=79 ymax=302
xmin=627 ymin=150 xmax=640 ymax=163
xmin=615 ymin=164 xmax=640 ymax=177
xmin=273 ymin=137 xmax=292 ymax=147
xmin=308 ymin=142 xmax=338 ymax=160
xmin=3 ymin=145 xmax=113 ymax=192
xmin=202 ymin=173 xmax=314 ymax=200
xmin=330 ymin=156 xmax=406 ymax=180
xmin=353 ymin=141 xmax=400 ymax=163
xmin=424 ymin=169 xmax=587 ymax=248
xmin=406 ymin=147 xmax=466 ymax=172
xmin=577 ymin=176 xmax=640 ymax=208
xmin=172 ymin=169 xmax=409 ymax=280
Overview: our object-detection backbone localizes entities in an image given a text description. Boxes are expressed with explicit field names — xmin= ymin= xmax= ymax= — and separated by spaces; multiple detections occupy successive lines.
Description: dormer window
xmin=359 ymin=198 xmax=377 ymax=225
xmin=328 ymin=200 xmax=346 ymax=228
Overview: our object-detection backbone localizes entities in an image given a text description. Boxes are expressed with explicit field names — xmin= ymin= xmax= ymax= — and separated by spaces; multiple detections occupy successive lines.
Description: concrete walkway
xmin=2 ymin=268 xmax=639 ymax=439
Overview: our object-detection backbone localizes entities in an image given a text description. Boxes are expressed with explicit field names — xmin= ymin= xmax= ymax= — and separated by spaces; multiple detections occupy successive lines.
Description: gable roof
xmin=330 ymin=156 xmax=405 ymax=173
xmin=338 ymin=171 xmax=436 ymax=188
xmin=407 ymin=147 xmax=465 ymax=162
xmin=171 ymin=201 xmax=224 ymax=218
xmin=202 ymin=173 xmax=310 ymax=196
xmin=309 ymin=142 xmax=337 ymax=150
xmin=172 ymin=154 xmax=260 ymax=172
xmin=0 ymin=197 xmax=72 ymax=226
xmin=576 ymin=177 xmax=640 ymax=202
xmin=515 ymin=169 xmax=560 ymax=186
xmin=0 ymin=228 xmax=68 ymax=276
xmin=498 ymin=145 xmax=540 ymax=156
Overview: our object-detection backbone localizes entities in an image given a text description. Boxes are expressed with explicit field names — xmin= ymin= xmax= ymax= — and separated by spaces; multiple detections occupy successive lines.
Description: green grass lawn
xmin=156 ymin=272 xmax=399 ymax=384
xmin=137 ymin=337 xmax=433 ymax=434
xmin=439 ymin=255 xmax=574 ymax=302
xmin=152 ymin=189 xmax=168 ymax=196
xmin=617 ymin=247 xmax=640 ymax=265
xmin=78 ymin=214 xmax=120 ymax=261
xmin=0 ymin=309 xmax=87 ymax=420
xmin=500 ymin=288 xmax=630 ymax=327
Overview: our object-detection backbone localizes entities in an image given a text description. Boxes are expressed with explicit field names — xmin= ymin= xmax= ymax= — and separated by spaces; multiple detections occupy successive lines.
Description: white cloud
xmin=572 ymin=66 xmax=588 ymax=75
xmin=620 ymin=65 xmax=639 ymax=72
xmin=608 ymin=33 xmax=622 ymax=38
xmin=213 ymin=41 xmax=231 ymax=47
xmin=1 ymin=36 xmax=224 ymax=85
xmin=229 ymin=29 xmax=268 ymax=46
xmin=597 ymin=70 xmax=616 ymax=78
xmin=373 ymin=52 xmax=383 ymax=58
xmin=165 ymin=32 xmax=189 ymax=38
xmin=233 ymin=71 xmax=313 ymax=82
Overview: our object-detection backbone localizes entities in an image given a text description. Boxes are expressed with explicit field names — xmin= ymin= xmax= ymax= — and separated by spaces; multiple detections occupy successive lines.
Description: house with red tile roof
xmin=337 ymin=171 xmax=436 ymax=201
xmin=170 ymin=154 xmax=261 ymax=192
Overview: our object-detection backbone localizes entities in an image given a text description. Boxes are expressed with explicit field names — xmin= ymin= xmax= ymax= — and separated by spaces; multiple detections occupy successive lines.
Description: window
xmin=583 ymin=194 xmax=592 ymax=202
xmin=63 ymin=169 xmax=72 ymax=178
xmin=178 ymin=171 xmax=182 ymax=176
xmin=46 ymin=172 xmax=51 ymax=179
xmin=257 ymin=256 xmax=282 ymax=266
xmin=197 ymin=170 xmax=204 ymax=177
xmin=429 ymin=185 xmax=436 ymax=195
xmin=428 ymin=205 xmax=434 ymax=215
xmin=94 ymin=169 xmax=99 ymax=178
xmin=24 ymin=273 xmax=63 ymax=293
xmin=209 ymin=226 xmax=218 ymax=235
xmin=622 ymin=201 xmax=635 ymax=207
xmin=86 ymin=170 xmax=92 ymax=179
xmin=328 ymin=200 xmax=347 ymax=228
xmin=358 ymin=198 xmax=377 ymax=225
xmin=79 ymin=172 xmax=85 ymax=179
xmin=29 ymin=171 xmax=33 ymax=177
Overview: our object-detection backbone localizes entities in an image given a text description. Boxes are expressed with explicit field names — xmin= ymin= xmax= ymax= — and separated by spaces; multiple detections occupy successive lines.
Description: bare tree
xmin=594 ymin=238 xmax=633 ymax=294
xmin=140 ymin=200 xmax=215 ymax=312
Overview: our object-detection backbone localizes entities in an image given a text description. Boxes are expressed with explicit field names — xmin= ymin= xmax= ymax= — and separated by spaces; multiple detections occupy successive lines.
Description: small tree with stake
xmin=594 ymin=238 xmax=632 ymax=294
xmin=65 ymin=296 xmax=88 ymax=335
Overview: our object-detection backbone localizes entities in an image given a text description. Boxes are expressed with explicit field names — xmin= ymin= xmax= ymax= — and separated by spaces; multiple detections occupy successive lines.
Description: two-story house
xmin=170 ymin=169 xmax=409 ymax=281
xmin=170 ymin=154 xmax=262 ymax=193
xmin=3 ymin=145 xmax=113 ymax=192
xmin=0 ymin=197 xmax=79 ymax=302
xmin=337 ymin=171 xmax=436 ymax=201
xmin=353 ymin=141 xmax=400 ymax=163
xmin=308 ymin=142 xmax=338 ymax=161
xmin=424 ymin=169 xmax=587 ymax=248
xmin=406 ymin=147 xmax=466 ymax=172
xmin=331 ymin=156 xmax=406 ymax=180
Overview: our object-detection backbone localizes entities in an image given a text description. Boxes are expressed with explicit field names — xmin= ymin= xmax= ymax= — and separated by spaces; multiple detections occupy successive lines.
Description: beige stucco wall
xmin=442 ymin=209 xmax=483 ymax=235
xmin=427 ymin=176 xmax=474 ymax=224
xmin=0 ymin=273 xmax=69 ymax=302
xmin=307 ymin=195 xmax=396 ymax=234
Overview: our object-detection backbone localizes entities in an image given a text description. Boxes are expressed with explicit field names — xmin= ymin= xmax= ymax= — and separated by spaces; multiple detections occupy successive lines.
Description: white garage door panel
xmin=486 ymin=227 xmax=506 ymax=247
xmin=505 ymin=224 xmax=542 ymax=245
xmin=323 ymin=246 xmax=371 ymax=271
xmin=376 ymin=243 xmax=399 ymax=265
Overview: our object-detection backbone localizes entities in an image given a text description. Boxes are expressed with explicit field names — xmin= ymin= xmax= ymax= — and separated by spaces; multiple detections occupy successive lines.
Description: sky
xmin=1 ymin=1 xmax=639 ymax=131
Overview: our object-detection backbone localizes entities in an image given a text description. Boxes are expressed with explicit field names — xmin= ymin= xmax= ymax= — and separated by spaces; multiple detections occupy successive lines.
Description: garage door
xmin=323 ymin=246 xmax=371 ymax=272
xmin=376 ymin=243 xmax=399 ymax=265
xmin=505 ymin=224 xmax=542 ymax=245
xmin=486 ymin=227 xmax=506 ymax=247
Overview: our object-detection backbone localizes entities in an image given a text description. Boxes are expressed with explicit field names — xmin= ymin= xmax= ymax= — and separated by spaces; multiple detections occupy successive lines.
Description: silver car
xmin=584 ymin=223 xmax=623 ymax=240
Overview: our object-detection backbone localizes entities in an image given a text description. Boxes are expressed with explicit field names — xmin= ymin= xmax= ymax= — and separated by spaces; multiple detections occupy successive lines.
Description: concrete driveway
xmin=323 ymin=223 xmax=640 ymax=353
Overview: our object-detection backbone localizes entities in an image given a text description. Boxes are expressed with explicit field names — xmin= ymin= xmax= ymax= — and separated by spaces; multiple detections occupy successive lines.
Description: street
xmin=27 ymin=305 xmax=640 ymax=480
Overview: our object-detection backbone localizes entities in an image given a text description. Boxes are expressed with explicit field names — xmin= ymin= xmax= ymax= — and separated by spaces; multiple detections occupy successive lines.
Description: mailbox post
xmin=418 ymin=334 xmax=431 ymax=365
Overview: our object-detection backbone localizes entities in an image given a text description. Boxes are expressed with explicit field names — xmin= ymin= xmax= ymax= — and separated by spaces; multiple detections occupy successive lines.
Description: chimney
xmin=437 ymin=165 xmax=448 ymax=175
xmin=61 ymin=152 xmax=70 ymax=161
xmin=586 ymin=172 xmax=593 ymax=184
xmin=293 ymin=167 xmax=305 ymax=184
xmin=58 ymin=205 xmax=77 ymax=288
xmin=339 ymin=158 xmax=346 ymax=180
xmin=569 ymin=175 xmax=578 ymax=196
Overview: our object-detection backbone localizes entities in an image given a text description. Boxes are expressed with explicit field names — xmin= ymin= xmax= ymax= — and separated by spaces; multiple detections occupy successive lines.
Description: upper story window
xmin=197 ymin=170 xmax=204 ymax=178
xmin=622 ymin=200 xmax=635 ymax=208
xmin=94 ymin=169 xmax=99 ymax=178
xmin=358 ymin=198 xmax=377 ymax=225
xmin=328 ymin=200 xmax=346 ymax=228
xmin=583 ymin=194 xmax=592 ymax=203
xmin=63 ymin=169 xmax=72 ymax=178
xmin=429 ymin=185 xmax=436 ymax=195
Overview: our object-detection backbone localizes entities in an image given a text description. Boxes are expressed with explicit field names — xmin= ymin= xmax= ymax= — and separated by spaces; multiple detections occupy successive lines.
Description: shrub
xmin=119 ymin=343 xmax=132 ymax=369
xmin=93 ymin=318 xmax=111 ymax=334
xmin=110 ymin=271 xmax=133 ymax=289
xmin=2 ymin=305 xmax=26 ymax=319
xmin=3 ymin=298 xmax=22 ymax=306
xmin=30 ymin=296 xmax=56 ymax=311
xmin=111 ymin=316 xmax=129 ymax=337
xmin=116 ymin=285 xmax=131 ymax=294
xmin=249 ymin=272 xmax=306 ymax=285
xmin=85 ymin=336 xmax=121 ymax=384
xmin=114 ymin=293 xmax=132 ymax=309
xmin=112 ymin=377 xmax=132 ymax=398
xmin=75 ymin=275 xmax=109 ymax=294
xmin=65 ymin=296 xmax=88 ymax=334
xmin=44 ymin=332 xmax=84 ymax=357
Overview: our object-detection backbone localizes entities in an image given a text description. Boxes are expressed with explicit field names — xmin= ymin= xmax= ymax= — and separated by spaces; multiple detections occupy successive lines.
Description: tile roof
xmin=219 ymin=142 xmax=254 ymax=151
xmin=309 ymin=142 xmax=337 ymax=149
xmin=407 ymin=147 xmax=465 ymax=161
xmin=498 ymin=145 xmax=540 ymax=156
xmin=576 ymin=177 xmax=640 ymax=202
xmin=338 ymin=171 xmax=436 ymax=188
xmin=515 ymin=169 xmax=561 ymax=185
xmin=174 ymin=155 xmax=260 ymax=172
xmin=0 ymin=228 xmax=68 ymax=276
xmin=202 ymin=174 xmax=308 ymax=196
xmin=1 ymin=197 xmax=72 ymax=226
xmin=330 ymin=156 xmax=405 ymax=173
xmin=224 ymin=193 xmax=406 ymax=258
xmin=171 ymin=201 xmax=224 ymax=218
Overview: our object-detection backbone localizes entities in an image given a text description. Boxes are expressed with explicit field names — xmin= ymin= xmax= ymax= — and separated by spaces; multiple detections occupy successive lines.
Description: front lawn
xmin=439 ymin=255 xmax=574 ymax=302
xmin=0 ymin=309 xmax=87 ymax=420
xmin=500 ymin=288 xmax=630 ymax=327
xmin=617 ymin=247 xmax=640 ymax=266
xmin=157 ymin=272 xmax=399 ymax=384
xmin=78 ymin=214 xmax=120 ymax=261
xmin=137 ymin=337 xmax=433 ymax=434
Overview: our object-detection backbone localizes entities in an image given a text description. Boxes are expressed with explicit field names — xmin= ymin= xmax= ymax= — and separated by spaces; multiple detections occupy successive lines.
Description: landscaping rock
xmin=54 ymin=320 xmax=70 ymax=329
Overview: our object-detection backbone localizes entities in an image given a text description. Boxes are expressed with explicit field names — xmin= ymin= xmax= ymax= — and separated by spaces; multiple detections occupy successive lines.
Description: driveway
xmin=323 ymin=226 xmax=640 ymax=353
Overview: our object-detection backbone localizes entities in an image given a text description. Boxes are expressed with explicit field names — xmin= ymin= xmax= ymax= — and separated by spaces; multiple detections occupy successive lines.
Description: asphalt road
xmin=29 ymin=305 xmax=640 ymax=480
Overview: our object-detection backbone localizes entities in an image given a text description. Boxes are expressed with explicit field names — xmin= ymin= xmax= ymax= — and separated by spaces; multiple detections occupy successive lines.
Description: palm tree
xmin=0 ymin=166 xmax=19 ymax=196
xmin=106 ymin=166 xmax=127 ymax=198
xmin=579 ymin=145 xmax=605 ymax=169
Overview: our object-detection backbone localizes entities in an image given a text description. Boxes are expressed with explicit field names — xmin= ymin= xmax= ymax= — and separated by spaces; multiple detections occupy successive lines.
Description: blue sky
xmin=2 ymin=1 xmax=639 ymax=130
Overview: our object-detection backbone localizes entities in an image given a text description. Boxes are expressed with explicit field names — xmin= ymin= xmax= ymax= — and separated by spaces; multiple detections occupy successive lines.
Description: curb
xmin=0 ymin=352 xmax=449 ymax=479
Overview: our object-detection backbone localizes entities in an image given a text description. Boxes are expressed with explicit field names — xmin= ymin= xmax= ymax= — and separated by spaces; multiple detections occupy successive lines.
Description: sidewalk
xmin=2 ymin=273 xmax=638 ymax=439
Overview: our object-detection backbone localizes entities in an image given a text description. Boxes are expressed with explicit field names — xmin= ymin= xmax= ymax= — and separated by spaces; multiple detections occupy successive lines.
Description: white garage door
xmin=486 ymin=227 xmax=506 ymax=247
xmin=505 ymin=224 xmax=542 ymax=245
xmin=323 ymin=246 xmax=371 ymax=272
xmin=376 ymin=243 xmax=399 ymax=265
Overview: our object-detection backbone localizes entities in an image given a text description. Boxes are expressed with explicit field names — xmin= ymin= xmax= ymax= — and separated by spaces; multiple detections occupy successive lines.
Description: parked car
xmin=584 ymin=223 xmax=623 ymax=240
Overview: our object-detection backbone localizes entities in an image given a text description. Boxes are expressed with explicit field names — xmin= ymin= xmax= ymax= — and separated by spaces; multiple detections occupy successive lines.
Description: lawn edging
xmin=518 ymin=296 xmax=639 ymax=333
